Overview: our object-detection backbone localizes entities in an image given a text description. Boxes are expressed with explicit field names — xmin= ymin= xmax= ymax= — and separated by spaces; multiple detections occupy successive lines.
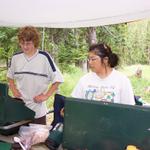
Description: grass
xmin=59 ymin=67 xmax=85 ymax=97
xmin=119 ymin=65 xmax=150 ymax=102
xmin=119 ymin=64 xmax=150 ymax=80
xmin=46 ymin=66 xmax=84 ymax=108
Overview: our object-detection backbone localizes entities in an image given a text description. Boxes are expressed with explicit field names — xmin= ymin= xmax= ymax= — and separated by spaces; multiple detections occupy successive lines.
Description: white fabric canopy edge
xmin=1 ymin=10 xmax=150 ymax=28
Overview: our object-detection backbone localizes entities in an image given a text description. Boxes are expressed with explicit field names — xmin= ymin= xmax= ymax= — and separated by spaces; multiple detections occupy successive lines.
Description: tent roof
xmin=0 ymin=0 xmax=150 ymax=28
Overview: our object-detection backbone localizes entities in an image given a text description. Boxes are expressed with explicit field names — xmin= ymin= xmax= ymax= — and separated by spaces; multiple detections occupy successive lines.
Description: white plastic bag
xmin=18 ymin=124 xmax=51 ymax=149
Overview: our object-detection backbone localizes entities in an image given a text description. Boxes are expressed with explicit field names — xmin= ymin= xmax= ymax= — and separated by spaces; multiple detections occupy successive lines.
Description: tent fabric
xmin=0 ymin=0 xmax=150 ymax=28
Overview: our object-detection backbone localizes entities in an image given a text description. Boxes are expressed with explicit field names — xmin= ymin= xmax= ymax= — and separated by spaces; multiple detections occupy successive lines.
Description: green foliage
xmin=0 ymin=27 xmax=18 ymax=67
xmin=59 ymin=66 xmax=84 ymax=97
xmin=96 ymin=21 xmax=150 ymax=65
xmin=130 ymin=76 xmax=150 ymax=102
xmin=124 ymin=20 xmax=149 ymax=64
xmin=1 ymin=21 xmax=150 ymax=69
xmin=41 ymin=28 xmax=88 ymax=72
xmin=55 ymin=29 xmax=88 ymax=72
xmin=0 ymin=67 xmax=7 ymax=83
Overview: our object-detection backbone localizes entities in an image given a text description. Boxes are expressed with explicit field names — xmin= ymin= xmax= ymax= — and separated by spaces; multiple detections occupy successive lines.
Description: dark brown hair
xmin=89 ymin=43 xmax=119 ymax=67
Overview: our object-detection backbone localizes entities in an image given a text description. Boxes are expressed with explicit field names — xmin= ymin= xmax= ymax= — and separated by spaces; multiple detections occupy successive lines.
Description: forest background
xmin=0 ymin=19 xmax=150 ymax=107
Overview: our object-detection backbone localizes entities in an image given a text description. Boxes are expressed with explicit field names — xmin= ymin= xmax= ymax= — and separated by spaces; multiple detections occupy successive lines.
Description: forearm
xmin=45 ymin=82 xmax=61 ymax=97
xmin=8 ymin=78 xmax=17 ymax=91
xmin=33 ymin=82 xmax=61 ymax=103
xmin=7 ymin=77 xmax=22 ymax=98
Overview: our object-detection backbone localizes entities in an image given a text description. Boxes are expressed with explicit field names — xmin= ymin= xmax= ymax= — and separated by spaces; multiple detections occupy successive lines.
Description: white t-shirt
xmin=7 ymin=50 xmax=64 ymax=118
xmin=71 ymin=69 xmax=135 ymax=105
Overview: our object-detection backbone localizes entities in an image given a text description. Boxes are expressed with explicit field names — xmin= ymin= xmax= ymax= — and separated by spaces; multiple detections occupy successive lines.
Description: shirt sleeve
xmin=50 ymin=66 xmax=64 ymax=84
xmin=7 ymin=57 xmax=15 ymax=79
xmin=71 ymin=79 xmax=85 ymax=99
xmin=120 ymin=77 xmax=135 ymax=105
xmin=47 ymin=56 xmax=64 ymax=84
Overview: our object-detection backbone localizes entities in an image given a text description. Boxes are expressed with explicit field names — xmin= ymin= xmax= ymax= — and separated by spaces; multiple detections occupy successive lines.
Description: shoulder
xmin=38 ymin=50 xmax=56 ymax=72
xmin=79 ymin=72 xmax=96 ymax=82
xmin=8 ymin=51 xmax=23 ymax=67
xmin=10 ymin=51 xmax=23 ymax=61
xmin=112 ymin=69 xmax=125 ymax=76
xmin=12 ymin=51 xmax=23 ymax=57
xmin=38 ymin=50 xmax=53 ymax=61
xmin=112 ymin=69 xmax=130 ymax=81
xmin=39 ymin=50 xmax=50 ymax=57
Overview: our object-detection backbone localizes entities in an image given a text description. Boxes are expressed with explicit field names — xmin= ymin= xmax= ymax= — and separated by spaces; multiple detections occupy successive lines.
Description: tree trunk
xmin=81 ymin=60 xmax=88 ymax=73
xmin=88 ymin=27 xmax=97 ymax=46
xmin=86 ymin=27 xmax=97 ymax=72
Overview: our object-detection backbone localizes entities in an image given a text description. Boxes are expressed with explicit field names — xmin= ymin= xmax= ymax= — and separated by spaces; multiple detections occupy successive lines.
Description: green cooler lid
xmin=0 ymin=142 xmax=11 ymax=150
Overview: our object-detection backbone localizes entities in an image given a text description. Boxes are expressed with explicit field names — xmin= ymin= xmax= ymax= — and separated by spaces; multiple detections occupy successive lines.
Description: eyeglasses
xmin=20 ymin=41 xmax=33 ymax=47
xmin=87 ymin=56 xmax=100 ymax=62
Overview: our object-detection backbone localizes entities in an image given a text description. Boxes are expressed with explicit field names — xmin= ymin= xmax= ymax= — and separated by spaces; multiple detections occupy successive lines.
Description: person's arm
xmin=34 ymin=52 xmax=63 ymax=103
xmin=120 ymin=77 xmax=135 ymax=105
xmin=8 ymin=77 xmax=22 ymax=98
xmin=71 ymin=78 xmax=85 ymax=99
xmin=33 ymin=82 xmax=61 ymax=103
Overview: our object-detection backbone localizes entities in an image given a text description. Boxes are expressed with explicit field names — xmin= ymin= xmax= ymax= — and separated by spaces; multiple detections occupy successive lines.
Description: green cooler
xmin=63 ymin=97 xmax=150 ymax=150
xmin=0 ymin=142 xmax=11 ymax=150
xmin=0 ymin=83 xmax=35 ymax=135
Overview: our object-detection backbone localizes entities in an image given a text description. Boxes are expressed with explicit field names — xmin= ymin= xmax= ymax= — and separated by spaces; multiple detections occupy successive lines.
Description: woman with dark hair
xmin=72 ymin=43 xmax=135 ymax=105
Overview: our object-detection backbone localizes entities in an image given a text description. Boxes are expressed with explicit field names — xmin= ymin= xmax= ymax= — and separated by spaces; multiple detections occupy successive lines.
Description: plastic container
xmin=45 ymin=123 xmax=63 ymax=150
xmin=17 ymin=124 xmax=51 ymax=149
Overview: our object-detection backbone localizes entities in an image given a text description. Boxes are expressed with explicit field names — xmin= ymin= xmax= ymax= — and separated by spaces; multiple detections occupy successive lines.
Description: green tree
xmin=0 ymin=27 xmax=18 ymax=67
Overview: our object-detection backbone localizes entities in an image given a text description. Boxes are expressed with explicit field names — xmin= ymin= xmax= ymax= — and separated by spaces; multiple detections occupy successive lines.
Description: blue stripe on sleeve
xmin=39 ymin=51 xmax=56 ymax=72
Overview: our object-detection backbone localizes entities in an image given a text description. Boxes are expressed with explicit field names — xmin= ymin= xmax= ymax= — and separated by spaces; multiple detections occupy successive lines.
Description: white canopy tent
xmin=0 ymin=0 xmax=150 ymax=28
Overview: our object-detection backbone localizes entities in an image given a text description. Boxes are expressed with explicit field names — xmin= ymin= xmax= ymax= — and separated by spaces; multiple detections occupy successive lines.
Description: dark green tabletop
xmin=63 ymin=97 xmax=150 ymax=150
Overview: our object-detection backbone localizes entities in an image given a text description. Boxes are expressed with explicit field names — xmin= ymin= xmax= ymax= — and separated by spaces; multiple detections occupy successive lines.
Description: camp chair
xmin=49 ymin=94 xmax=65 ymax=129
xmin=45 ymin=94 xmax=65 ymax=150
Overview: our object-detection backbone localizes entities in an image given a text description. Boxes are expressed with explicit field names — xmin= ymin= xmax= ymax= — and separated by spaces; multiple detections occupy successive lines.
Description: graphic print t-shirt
xmin=71 ymin=69 xmax=135 ymax=105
